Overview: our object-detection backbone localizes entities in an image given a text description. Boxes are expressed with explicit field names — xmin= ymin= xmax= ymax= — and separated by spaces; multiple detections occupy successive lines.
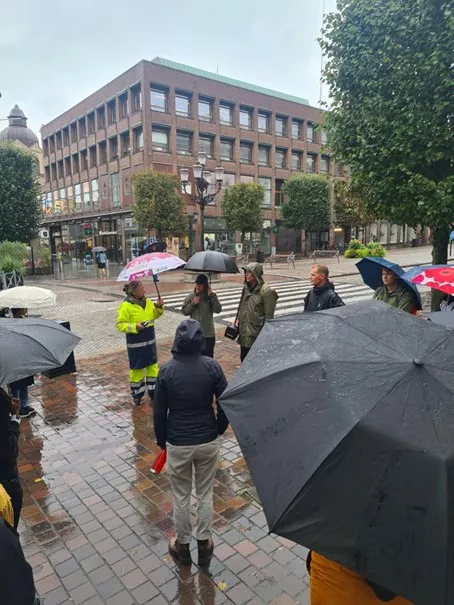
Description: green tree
xmin=281 ymin=174 xmax=331 ymax=254
xmin=321 ymin=0 xmax=454 ymax=306
xmin=0 ymin=142 xmax=41 ymax=242
xmin=222 ymin=183 xmax=264 ymax=247
xmin=132 ymin=170 xmax=187 ymax=236
xmin=334 ymin=181 xmax=375 ymax=242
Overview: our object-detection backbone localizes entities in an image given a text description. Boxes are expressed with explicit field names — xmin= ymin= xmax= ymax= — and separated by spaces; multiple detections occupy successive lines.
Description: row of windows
xmin=43 ymin=174 xmax=124 ymax=215
xmin=45 ymin=127 xmax=143 ymax=182
xmin=43 ymin=81 xmax=326 ymax=155
xmin=152 ymin=127 xmax=335 ymax=173
xmin=43 ymin=85 xmax=142 ymax=154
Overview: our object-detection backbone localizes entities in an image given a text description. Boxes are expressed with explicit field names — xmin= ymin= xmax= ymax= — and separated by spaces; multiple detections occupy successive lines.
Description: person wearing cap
xmin=116 ymin=280 xmax=164 ymax=405
xmin=181 ymin=274 xmax=222 ymax=358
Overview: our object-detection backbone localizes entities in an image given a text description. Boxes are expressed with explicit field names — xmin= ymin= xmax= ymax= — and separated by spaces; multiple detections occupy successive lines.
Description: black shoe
xmin=132 ymin=397 xmax=143 ymax=406
xmin=169 ymin=538 xmax=192 ymax=566
xmin=198 ymin=538 xmax=214 ymax=566
xmin=19 ymin=406 xmax=36 ymax=418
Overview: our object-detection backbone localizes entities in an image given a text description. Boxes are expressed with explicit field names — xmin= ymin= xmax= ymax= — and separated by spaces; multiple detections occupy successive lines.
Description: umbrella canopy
xmin=184 ymin=251 xmax=239 ymax=274
xmin=411 ymin=265 xmax=454 ymax=296
xmin=220 ymin=301 xmax=454 ymax=605
xmin=0 ymin=286 xmax=56 ymax=309
xmin=91 ymin=246 xmax=106 ymax=253
xmin=356 ymin=257 xmax=421 ymax=308
xmin=0 ymin=318 xmax=80 ymax=384
xmin=427 ymin=311 xmax=454 ymax=328
xmin=117 ymin=252 xmax=185 ymax=282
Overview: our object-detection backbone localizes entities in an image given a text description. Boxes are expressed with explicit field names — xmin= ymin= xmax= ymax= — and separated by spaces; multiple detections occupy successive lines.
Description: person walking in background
xmin=373 ymin=268 xmax=415 ymax=313
xmin=235 ymin=263 xmax=278 ymax=362
xmin=116 ymin=280 xmax=164 ymax=405
xmin=181 ymin=274 xmax=222 ymax=358
xmin=0 ymin=388 xmax=22 ymax=530
xmin=96 ymin=250 xmax=107 ymax=276
xmin=154 ymin=319 xmax=228 ymax=567
xmin=304 ymin=265 xmax=345 ymax=312
xmin=8 ymin=309 xmax=36 ymax=418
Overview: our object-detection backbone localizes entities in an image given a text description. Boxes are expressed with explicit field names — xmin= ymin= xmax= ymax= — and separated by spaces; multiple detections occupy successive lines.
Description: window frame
xmin=258 ymin=177 xmax=272 ymax=207
xmin=98 ymin=141 xmax=107 ymax=164
xmin=109 ymin=136 xmax=119 ymax=161
xmin=107 ymin=100 xmax=117 ymax=125
xmin=198 ymin=98 xmax=213 ymax=122
xmin=176 ymin=130 xmax=192 ymax=155
xmin=258 ymin=144 xmax=270 ymax=167
xmin=175 ymin=93 xmax=191 ymax=118
xmin=306 ymin=153 xmax=316 ymax=173
xmin=275 ymin=147 xmax=287 ymax=169
xmin=292 ymin=151 xmax=302 ymax=171
xmin=198 ymin=134 xmax=214 ymax=158
xmin=89 ymin=146 xmax=97 ymax=168
xmin=133 ymin=127 xmax=144 ymax=153
xmin=120 ymin=131 xmax=130 ymax=157
xmin=275 ymin=116 xmax=287 ymax=137
xmin=307 ymin=122 xmax=315 ymax=143
xmin=131 ymin=85 xmax=142 ymax=113
xmin=150 ymin=86 xmax=168 ymax=113
xmin=220 ymin=138 xmax=234 ymax=161
xmin=291 ymin=119 xmax=302 ymax=140
xmin=239 ymin=107 xmax=253 ymax=130
xmin=119 ymin=93 xmax=129 ymax=119
xmin=151 ymin=128 xmax=170 ymax=152
xmin=240 ymin=141 xmax=253 ymax=164
xmin=219 ymin=103 xmax=233 ymax=126
xmin=97 ymin=106 xmax=106 ymax=129
xmin=258 ymin=112 xmax=270 ymax=134
xmin=87 ymin=112 xmax=96 ymax=134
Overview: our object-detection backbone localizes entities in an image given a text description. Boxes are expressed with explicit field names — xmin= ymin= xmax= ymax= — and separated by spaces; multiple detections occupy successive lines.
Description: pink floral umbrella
xmin=412 ymin=266 xmax=454 ymax=296
xmin=117 ymin=252 xmax=186 ymax=295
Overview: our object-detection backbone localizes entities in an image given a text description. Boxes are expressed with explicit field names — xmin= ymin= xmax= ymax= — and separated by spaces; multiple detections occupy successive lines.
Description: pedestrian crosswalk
xmin=162 ymin=280 xmax=373 ymax=325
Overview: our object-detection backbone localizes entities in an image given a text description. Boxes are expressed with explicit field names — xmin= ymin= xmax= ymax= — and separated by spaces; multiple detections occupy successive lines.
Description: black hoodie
xmin=153 ymin=319 xmax=229 ymax=447
xmin=304 ymin=281 xmax=345 ymax=312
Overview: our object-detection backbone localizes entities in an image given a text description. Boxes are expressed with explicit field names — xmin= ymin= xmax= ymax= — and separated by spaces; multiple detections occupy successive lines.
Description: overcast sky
xmin=0 ymin=0 xmax=337 ymax=138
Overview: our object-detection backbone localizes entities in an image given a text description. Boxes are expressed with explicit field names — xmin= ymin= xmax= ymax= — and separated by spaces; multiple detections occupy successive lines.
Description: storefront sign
xmin=99 ymin=231 xmax=117 ymax=236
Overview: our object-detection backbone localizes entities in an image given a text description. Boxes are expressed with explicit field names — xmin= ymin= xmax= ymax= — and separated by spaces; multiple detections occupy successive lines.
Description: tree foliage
xmin=222 ymin=183 xmax=264 ymax=236
xmin=321 ymin=0 xmax=454 ymax=267
xmin=0 ymin=142 xmax=41 ymax=242
xmin=132 ymin=171 xmax=187 ymax=236
xmin=281 ymin=174 xmax=331 ymax=232
xmin=333 ymin=181 xmax=374 ymax=228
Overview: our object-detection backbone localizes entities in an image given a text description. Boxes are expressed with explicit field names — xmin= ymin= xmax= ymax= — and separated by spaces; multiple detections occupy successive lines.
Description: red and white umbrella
xmin=117 ymin=252 xmax=185 ymax=282
xmin=412 ymin=266 xmax=454 ymax=296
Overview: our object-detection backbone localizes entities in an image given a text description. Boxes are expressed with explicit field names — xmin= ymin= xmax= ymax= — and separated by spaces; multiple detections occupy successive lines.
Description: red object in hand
xmin=150 ymin=449 xmax=167 ymax=474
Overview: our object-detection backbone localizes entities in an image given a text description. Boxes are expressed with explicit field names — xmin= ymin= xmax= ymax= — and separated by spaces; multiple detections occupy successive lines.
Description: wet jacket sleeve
xmin=116 ymin=302 xmax=138 ymax=335
xmin=330 ymin=291 xmax=345 ymax=308
xmin=153 ymin=373 xmax=168 ymax=448
xmin=263 ymin=288 xmax=278 ymax=319
xmin=212 ymin=362 xmax=229 ymax=435
xmin=209 ymin=293 xmax=222 ymax=314
xmin=181 ymin=293 xmax=196 ymax=316
xmin=304 ymin=292 xmax=310 ymax=311
xmin=396 ymin=290 xmax=414 ymax=313
xmin=151 ymin=301 xmax=165 ymax=320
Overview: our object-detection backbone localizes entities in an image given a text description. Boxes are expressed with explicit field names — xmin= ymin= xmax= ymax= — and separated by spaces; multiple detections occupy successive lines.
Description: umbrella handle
xmin=152 ymin=273 xmax=161 ymax=298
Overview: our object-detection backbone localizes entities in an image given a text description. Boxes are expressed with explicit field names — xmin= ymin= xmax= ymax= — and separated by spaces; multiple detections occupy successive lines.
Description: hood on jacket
xmin=243 ymin=262 xmax=264 ymax=287
xmin=313 ymin=280 xmax=336 ymax=294
xmin=171 ymin=319 xmax=205 ymax=355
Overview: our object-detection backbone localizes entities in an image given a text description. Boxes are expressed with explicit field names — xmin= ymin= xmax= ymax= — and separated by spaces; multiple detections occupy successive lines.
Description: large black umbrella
xmin=0 ymin=318 xmax=80 ymax=384
xmin=184 ymin=251 xmax=239 ymax=274
xmin=220 ymin=301 xmax=454 ymax=605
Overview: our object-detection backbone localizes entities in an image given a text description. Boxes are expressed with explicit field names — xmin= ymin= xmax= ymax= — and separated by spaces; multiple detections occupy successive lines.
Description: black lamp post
xmin=180 ymin=151 xmax=224 ymax=251
xmin=188 ymin=211 xmax=199 ymax=255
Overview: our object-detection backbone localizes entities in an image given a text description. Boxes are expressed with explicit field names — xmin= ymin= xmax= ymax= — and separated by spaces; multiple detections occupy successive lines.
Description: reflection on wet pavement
xmin=18 ymin=338 xmax=310 ymax=605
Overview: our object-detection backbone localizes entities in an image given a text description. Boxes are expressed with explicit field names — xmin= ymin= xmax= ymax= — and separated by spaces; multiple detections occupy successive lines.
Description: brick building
xmin=41 ymin=57 xmax=342 ymax=262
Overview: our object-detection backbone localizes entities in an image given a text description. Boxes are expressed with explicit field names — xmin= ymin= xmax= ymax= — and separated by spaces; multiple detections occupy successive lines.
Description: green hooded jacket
xmin=237 ymin=263 xmax=278 ymax=348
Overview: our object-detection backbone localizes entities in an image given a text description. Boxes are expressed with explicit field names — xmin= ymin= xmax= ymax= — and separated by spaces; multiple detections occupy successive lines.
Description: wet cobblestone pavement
xmin=18 ymin=336 xmax=310 ymax=605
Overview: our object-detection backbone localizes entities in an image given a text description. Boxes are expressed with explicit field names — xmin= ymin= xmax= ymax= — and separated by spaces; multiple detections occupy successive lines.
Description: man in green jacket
xmin=372 ymin=268 xmax=415 ymax=313
xmin=181 ymin=274 xmax=222 ymax=358
xmin=235 ymin=263 xmax=278 ymax=362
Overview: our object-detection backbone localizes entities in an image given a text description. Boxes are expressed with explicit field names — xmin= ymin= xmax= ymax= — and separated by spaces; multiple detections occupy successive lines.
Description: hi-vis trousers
xmin=130 ymin=364 xmax=158 ymax=402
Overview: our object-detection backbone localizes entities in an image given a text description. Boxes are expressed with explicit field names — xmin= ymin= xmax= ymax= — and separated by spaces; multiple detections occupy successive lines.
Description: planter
xmin=0 ymin=270 xmax=24 ymax=290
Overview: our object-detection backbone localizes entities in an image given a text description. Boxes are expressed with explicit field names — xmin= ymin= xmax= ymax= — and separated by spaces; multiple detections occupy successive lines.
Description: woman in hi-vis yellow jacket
xmin=116 ymin=280 xmax=164 ymax=405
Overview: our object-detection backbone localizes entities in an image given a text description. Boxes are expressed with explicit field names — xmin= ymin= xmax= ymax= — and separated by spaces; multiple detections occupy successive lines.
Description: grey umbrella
xmin=184 ymin=251 xmax=239 ymax=274
xmin=220 ymin=301 xmax=454 ymax=605
xmin=0 ymin=318 xmax=80 ymax=384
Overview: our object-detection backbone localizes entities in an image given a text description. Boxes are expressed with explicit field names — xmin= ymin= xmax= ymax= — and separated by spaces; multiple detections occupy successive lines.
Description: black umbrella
xmin=427 ymin=311 xmax=454 ymax=329
xmin=220 ymin=301 xmax=454 ymax=605
xmin=184 ymin=251 xmax=239 ymax=274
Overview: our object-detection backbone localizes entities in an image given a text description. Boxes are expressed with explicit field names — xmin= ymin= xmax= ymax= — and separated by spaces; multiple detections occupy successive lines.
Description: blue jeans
xmin=9 ymin=383 xmax=28 ymax=411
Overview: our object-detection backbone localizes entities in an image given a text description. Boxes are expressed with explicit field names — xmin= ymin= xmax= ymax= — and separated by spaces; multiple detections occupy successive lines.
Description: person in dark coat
xmin=154 ymin=319 xmax=229 ymax=567
xmin=0 ymin=388 xmax=22 ymax=529
xmin=304 ymin=265 xmax=345 ymax=312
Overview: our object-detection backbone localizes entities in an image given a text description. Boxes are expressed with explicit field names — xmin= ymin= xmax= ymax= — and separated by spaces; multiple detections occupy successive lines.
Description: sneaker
xmin=197 ymin=538 xmax=214 ymax=566
xmin=19 ymin=406 xmax=36 ymax=418
xmin=169 ymin=538 xmax=192 ymax=566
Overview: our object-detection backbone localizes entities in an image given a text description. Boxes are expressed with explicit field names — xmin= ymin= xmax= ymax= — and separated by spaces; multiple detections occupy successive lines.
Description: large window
xmin=151 ymin=128 xmax=169 ymax=152
xmin=133 ymin=127 xmax=143 ymax=153
xmin=45 ymin=166 xmax=50 ymax=182
xmin=80 ymin=149 xmax=88 ymax=170
xmin=292 ymin=119 xmax=302 ymax=140
xmin=220 ymin=104 xmax=233 ymax=126
xmin=131 ymin=85 xmax=142 ymax=112
xmin=121 ymin=131 xmax=130 ymax=156
xmin=83 ymin=181 xmax=90 ymax=208
xmin=98 ymin=141 xmax=107 ymax=164
xmin=70 ymin=123 xmax=77 ymax=144
xmin=119 ymin=93 xmax=129 ymax=119
xmin=49 ymin=136 xmax=55 ymax=153
xmin=275 ymin=148 xmax=287 ymax=168
xmin=107 ymin=100 xmax=116 ymax=124
xmin=57 ymin=160 xmax=64 ymax=178
xmin=78 ymin=118 xmax=86 ymax=138
xmin=64 ymin=156 xmax=71 ymax=176
xmin=292 ymin=151 xmax=302 ymax=171
xmin=258 ymin=145 xmax=270 ymax=166
xmin=62 ymin=127 xmax=69 ymax=147
xmin=307 ymin=122 xmax=315 ymax=143
xmin=89 ymin=146 xmax=97 ymax=168
xmin=321 ymin=155 xmax=330 ymax=173
xmin=91 ymin=179 xmax=99 ymax=209
xmin=176 ymin=93 xmax=191 ymax=117
xmin=97 ymin=106 xmax=105 ymax=129
xmin=198 ymin=98 xmax=213 ymax=122
xmin=56 ymin=131 xmax=62 ymax=150
xmin=87 ymin=112 xmax=95 ymax=134
xmin=239 ymin=107 xmax=252 ymax=130
xmin=150 ymin=86 xmax=167 ymax=112
xmin=275 ymin=179 xmax=285 ymax=207
xmin=220 ymin=139 xmax=234 ymax=161
xmin=258 ymin=112 xmax=270 ymax=134
xmin=176 ymin=131 xmax=192 ymax=155
xmin=275 ymin=116 xmax=287 ymax=137
xmin=109 ymin=136 xmax=119 ymax=160
xmin=321 ymin=129 xmax=328 ymax=145
xmin=72 ymin=153 xmax=79 ymax=173
xmin=258 ymin=177 xmax=271 ymax=207
xmin=110 ymin=172 xmax=120 ymax=207
xmin=240 ymin=142 xmax=252 ymax=164
xmin=199 ymin=135 xmax=214 ymax=158
xmin=307 ymin=153 xmax=316 ymax=172
xmin=75 ymin=183 xmax=82 ymax=209
xmin=51 ymin=163 xmax=57 ymax=180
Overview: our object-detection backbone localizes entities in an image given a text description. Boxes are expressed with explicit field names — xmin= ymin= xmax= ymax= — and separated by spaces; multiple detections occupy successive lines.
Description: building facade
xmin=40 ymin=57 xmax=343 ymax=261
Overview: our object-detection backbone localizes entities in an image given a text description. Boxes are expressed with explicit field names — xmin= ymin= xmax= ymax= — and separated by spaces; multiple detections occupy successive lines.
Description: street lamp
xmin=180 ymin=150 xmax=224 ymax=250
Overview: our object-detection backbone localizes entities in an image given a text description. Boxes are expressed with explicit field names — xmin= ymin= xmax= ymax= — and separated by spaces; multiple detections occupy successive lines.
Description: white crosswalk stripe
xmin=163 ymin=280 xmax=373 ymax=324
